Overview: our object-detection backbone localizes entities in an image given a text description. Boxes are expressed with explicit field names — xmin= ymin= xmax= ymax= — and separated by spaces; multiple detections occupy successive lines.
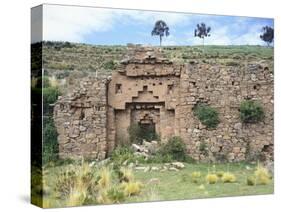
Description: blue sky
xmin=41 ymin=4 xmax=274 ymax=46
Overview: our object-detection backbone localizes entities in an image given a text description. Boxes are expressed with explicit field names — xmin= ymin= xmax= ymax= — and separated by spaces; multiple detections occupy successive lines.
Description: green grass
xmin=128 ymin=163 xmax=273 ymax=202
xmin=38 ymin=162 xmax=273 ymax=207
xmin=39 ymin=42 xmax=273 ymax=75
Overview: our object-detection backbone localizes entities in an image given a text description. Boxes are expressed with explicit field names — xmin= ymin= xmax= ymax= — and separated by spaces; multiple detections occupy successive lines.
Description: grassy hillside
xmin=39 ymin=41 xmax=273 ymax=75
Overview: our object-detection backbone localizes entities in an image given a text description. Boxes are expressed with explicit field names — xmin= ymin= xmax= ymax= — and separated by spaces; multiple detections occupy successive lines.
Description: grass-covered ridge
xmin=39 ymin=41 xmax=273 ymax=75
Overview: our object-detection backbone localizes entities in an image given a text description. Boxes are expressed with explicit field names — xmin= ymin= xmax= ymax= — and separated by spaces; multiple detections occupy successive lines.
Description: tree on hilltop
xmin=194 ymin=23 xmax=211 ymax=46
xmin=151 ymin=20 xmax=170 ymax=46
xmin=260 ymin=26 xmax=274 ymax=47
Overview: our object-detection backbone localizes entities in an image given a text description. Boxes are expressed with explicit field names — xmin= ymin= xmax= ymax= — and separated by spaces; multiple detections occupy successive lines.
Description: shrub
xmin=98 ymin=167 xmax=112 ymax=189
xmin=43 ymin=117 xmax=59 ymax=164
xmin=194 ymin=104 xmax=219 ymax=128
xmin=106 ymin=187 xmax=126 ymax=203
xmin=35 ymin=76 xmax=51 ymax=88
xmin=191 ymin=171 xmax=201 ymax=183
xmin=240 ymin=100 xmax=265 ymax=123
xmin=221 ymin=172 xmax=236 ymax=183
xmin=158 ymin=136 xmax=187 ymax=162
xmin=254 ymin=165 xmax=271 ymax=185
xmin=247 ymin=176 xmax=256 ymax=186
xmin=147 ymin=153 xmax=173 ymax=163
xmin=121 ymin=181 xmax=142 ymax=197
xmin=118 ymin=167 xmax=134 ymax=183
xmin=103 ymin=60 xmax=117 ymax=70
xmin=206 ymin=174 xmax=218 ymax=184
xmin=110 ymin=146 xmax=136 ymax=169
xmin=43 ymin=86 xmax=61 ymax=115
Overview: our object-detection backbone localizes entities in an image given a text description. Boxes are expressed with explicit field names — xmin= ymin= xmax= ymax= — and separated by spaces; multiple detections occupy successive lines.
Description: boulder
xmin=171 ymin=162 xmax=185 ymax=169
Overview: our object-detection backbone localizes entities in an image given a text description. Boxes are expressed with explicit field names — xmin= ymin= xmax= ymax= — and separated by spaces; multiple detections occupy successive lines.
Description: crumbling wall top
xmin=120 ymin=44 xmax=172 ymax=65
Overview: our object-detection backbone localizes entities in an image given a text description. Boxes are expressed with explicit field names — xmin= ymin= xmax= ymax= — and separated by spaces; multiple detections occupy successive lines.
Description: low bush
xmin=103 ymin=60 xmax=117 ymax=70
xmin=221 ymin=172 xmax=236 ymax=183
xmin=206 ymin=174 xmax=218 ymax=184
xmin=191 ymin=171 xmax=201 ymax=183
xmin=106 ymin=187 xmax=126 ymax=203
xmin=121 ymin=181 xmax=142 ymax=197
xmin=118 ymin=167 xmax=134 ymax=183
xmin=247 ymin=176 xmax=256 ymax=186
xmin=240 ymin=100 xmax=265 ymax=123
xmin=157 ymin=136 xmax=187 ymax=162
xmin=110 ymin=146 xmax=136 ymax=169
xmin=98 ymin=167 xmax=112 ymax=189
xmin=194 ymin=104 xmax=219 ymax=129
xmin=246 ymin=164 xmax=271 ymax=186
xmin=254 ymin=165 xmax=271 ymax=185
xmin=43 ymin=117 xmax=59 ymax=164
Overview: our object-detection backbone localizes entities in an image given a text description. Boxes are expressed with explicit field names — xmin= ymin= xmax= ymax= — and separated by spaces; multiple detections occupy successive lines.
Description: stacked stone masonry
xmin=54 ymin=45 xmax=274 ymax=162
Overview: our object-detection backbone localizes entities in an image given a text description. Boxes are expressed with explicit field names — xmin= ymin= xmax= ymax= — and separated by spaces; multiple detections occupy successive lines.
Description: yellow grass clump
xmin=254 ymin=165 xmax=271 ymax=185
xmin=206 ymin=174 xmax=218 ymax=184
xmin=247 ymin=176 xmax=256 ymax=186
xmin=121 ymin=181 xmax=143 ymax=197
xmin=119 ymin=167 xmax=134 ymax=182
xmin=98 ymin=167 xmax=112 ymax=189
xmin=191 ymin=171 xmax=201 ymax=183
xmin=221 ymin=172 xmax=236 ymax=183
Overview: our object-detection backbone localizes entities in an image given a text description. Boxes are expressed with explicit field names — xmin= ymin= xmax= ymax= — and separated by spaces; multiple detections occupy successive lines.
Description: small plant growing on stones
xmin=194 ymin=104 xmax=219 ymax=129
xmin=239 ymin=100 xmax=265 ymax=123
xmin=221 ymin=172 xmax=236 ymax=183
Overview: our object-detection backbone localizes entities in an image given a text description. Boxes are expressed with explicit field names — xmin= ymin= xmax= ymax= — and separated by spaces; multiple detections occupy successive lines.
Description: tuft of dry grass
xmin=254 ymin=165 xmax=271 ymax=185
xmin=121 ymin=181 xmax=143 ymax=197
xmin=221 ymin=172 xmax=236 ymax=183
xmin=206 ymin=174 xmax=218 ymax=184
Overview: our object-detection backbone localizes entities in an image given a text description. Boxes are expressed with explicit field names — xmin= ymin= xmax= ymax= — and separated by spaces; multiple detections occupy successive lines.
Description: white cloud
xmin=43 ymin=5 xmax=190 ymax=43
xmin=42 ymin=5 xmax=270 ymax=46
xmin=43 ymin=5 xmax=116 ymax=42
xmin=187 ymin=26 xmax=232 ymax=45
xmin=232 ymin=24 xmax=264 ymax=45
xmin=185 ymin=22 xmax=265 ymax=46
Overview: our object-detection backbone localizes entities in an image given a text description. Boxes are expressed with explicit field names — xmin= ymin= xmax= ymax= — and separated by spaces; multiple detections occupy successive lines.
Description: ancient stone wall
xmin=54 ymin=77 xmax=108 ymax=159
xmin=54 ymin=45 xmax=273 ymax=162
xmin=178 ymin=62 xmax=273 ymax=162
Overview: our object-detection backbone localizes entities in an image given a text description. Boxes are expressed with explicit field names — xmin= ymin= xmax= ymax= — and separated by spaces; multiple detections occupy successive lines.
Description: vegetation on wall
xmin=239 ymin=100 xmax=265 ymax=123
xmin=194 ymin=104 xmax=219 ymax=128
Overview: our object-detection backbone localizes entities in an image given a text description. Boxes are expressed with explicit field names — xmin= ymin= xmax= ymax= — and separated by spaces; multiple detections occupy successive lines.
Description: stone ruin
xmin=54 ymin=45 xmax=273 ymax=162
